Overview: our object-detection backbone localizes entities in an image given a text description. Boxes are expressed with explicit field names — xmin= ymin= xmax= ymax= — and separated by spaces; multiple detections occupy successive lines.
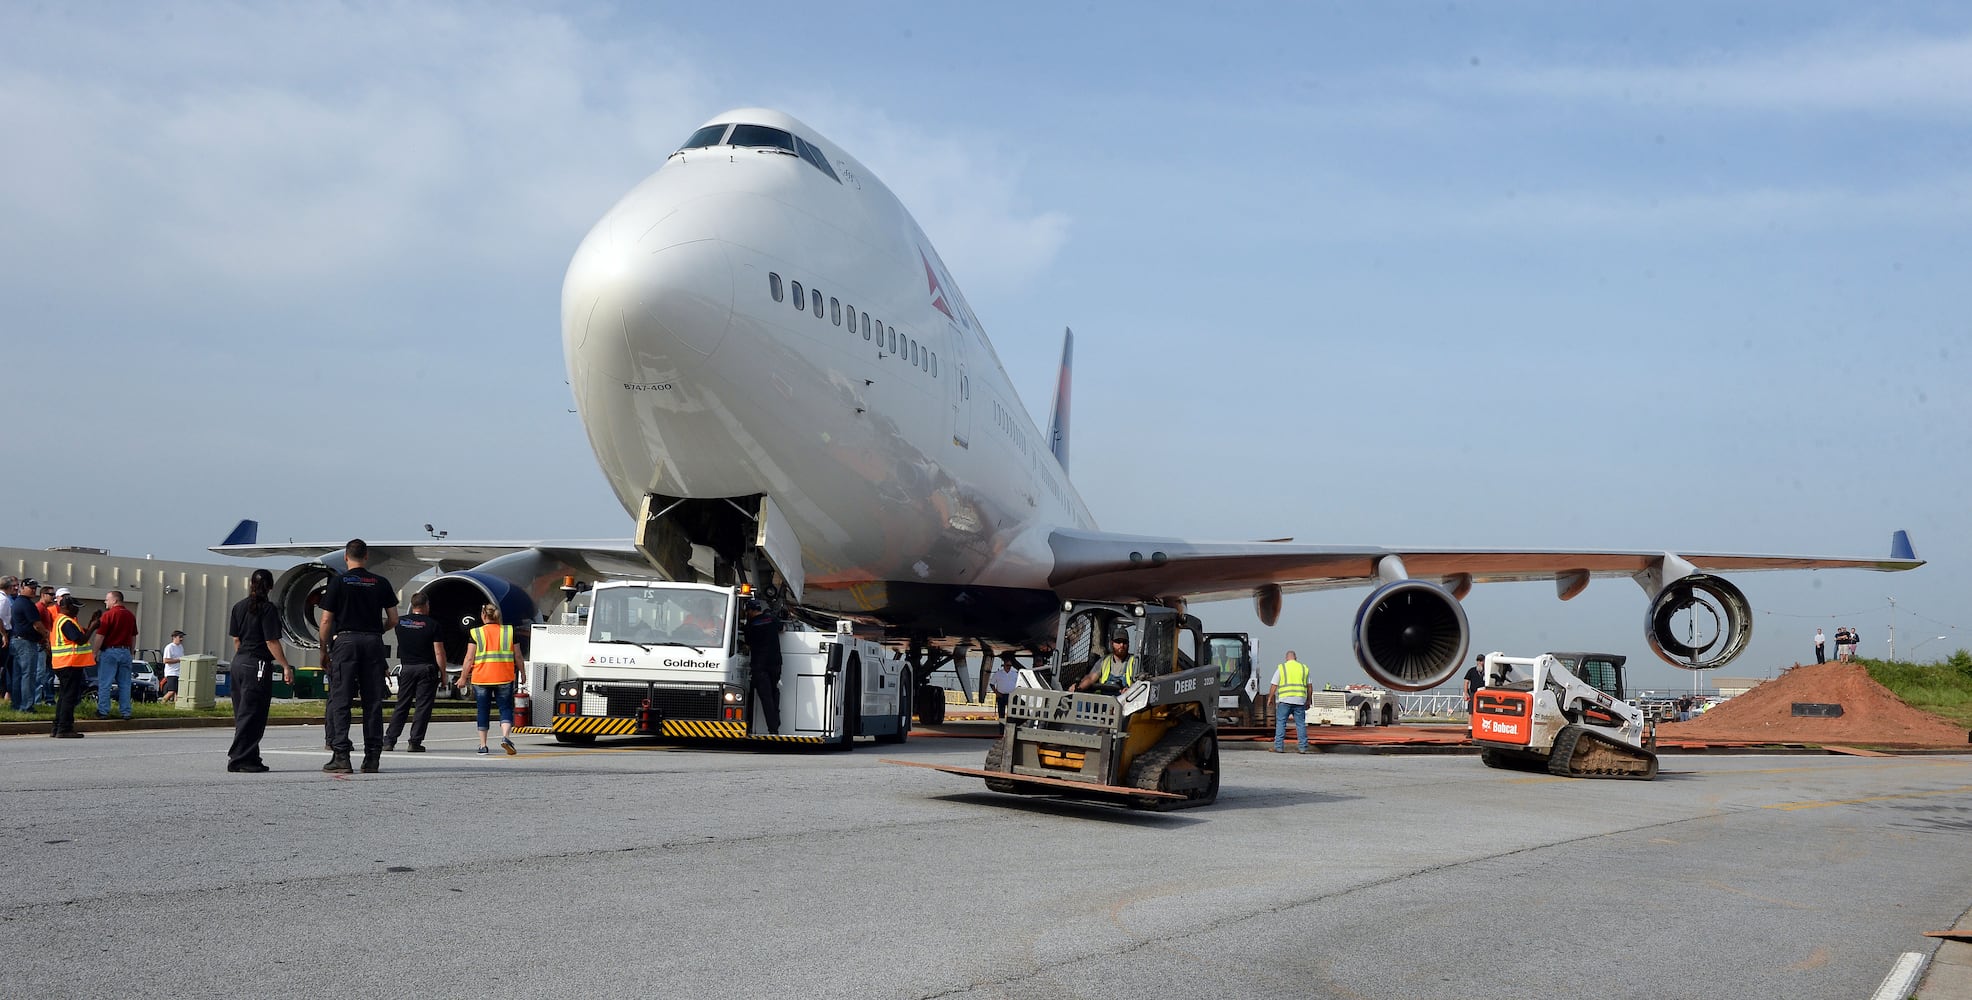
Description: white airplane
xmin=217 ymin=107 xmax=1920 ymax=696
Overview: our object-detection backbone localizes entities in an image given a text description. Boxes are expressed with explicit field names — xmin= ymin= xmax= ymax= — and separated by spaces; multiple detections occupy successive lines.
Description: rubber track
xmin=982 ymin=732 xmax=1018 ymax=793
xmin=1125 ymin=717 xmax=1217 ymax=809
xmin=1547 ymin=723 xmax=1659 ymax=780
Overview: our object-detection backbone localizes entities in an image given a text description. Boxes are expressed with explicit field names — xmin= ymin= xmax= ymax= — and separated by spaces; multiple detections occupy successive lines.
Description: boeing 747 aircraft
xmin=217 ymin=108 xmax=1919 ymax=697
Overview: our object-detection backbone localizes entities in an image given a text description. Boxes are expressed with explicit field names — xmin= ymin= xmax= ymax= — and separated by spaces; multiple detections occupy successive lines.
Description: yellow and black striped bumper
xmin=552 ymin=716 xmax=640 ymax=736
xmin=545 ymin=715 xmax=825 ymax=743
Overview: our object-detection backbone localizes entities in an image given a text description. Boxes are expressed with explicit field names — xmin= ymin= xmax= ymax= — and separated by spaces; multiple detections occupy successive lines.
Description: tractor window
xmin=1578 ymin=657 xmax=1624 ymax=699
xmin=588 ymin=586 xmax=730 ymax=650
xmin=1059 ymin=609 xmax=1129 ymax=691
xmin=1207 ymin=637 xmax=1248 ymax=690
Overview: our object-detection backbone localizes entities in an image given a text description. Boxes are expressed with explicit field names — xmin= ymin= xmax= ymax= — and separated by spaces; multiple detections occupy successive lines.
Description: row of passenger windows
xmin=767 ymin=273 xmax=938 ymax=377
xmin=676 ymin=123 xmax=841 ymax=183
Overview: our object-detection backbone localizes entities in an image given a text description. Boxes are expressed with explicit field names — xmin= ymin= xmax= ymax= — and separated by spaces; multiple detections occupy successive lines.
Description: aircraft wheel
xmin=916 ymin=686 xmax=946 ymax=725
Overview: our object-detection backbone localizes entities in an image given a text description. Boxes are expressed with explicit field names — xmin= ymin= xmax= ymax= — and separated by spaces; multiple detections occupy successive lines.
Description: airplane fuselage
xmin=561 ymin=108 xmax=1091 ymax=636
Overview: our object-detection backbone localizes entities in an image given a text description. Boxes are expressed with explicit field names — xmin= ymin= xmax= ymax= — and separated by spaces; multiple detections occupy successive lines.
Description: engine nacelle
xmin=273 ymin=561 xmax=337 ymax=649
xmin=418 ymin=571 xmax=541 ymax=664
xmin=1352 ymin=580 xmax=1469 ymax=692
xmin=1645 ymin=573 xmax=1752 ymax=670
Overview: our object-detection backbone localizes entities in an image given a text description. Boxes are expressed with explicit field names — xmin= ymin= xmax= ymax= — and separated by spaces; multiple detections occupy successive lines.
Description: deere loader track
xmin=1547 ymin=723 xmax=1659 ymax=780
xmin=1124 ymin=717 xmax=1219 ymax=810
xmin=982 ymin=733 xmax=1020 ymax=794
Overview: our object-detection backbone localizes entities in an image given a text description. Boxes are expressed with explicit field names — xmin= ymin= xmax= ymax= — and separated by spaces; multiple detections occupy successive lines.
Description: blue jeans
xmin=474 ymin=684 xmax=514 ymax=731
xmin=1274 ymin=700 xmax=1307 ymax=751
xmin=9 ymin=641 xmax=40 ymax=710
xmin=97 ymin=647 xmax=134 ymax=718
xmin=37 ymin=645 xmax=53 ymax=705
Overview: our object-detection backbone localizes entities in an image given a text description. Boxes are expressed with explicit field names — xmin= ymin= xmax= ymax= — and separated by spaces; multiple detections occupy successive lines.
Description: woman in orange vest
xmin=48 ymin=595 xmax=94 ymax=738
xmin=462 ymin=603 xmax=527 ymax=756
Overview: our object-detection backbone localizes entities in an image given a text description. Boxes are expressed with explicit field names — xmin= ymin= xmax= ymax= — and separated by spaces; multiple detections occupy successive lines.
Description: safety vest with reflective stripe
xmin=1096 ymin=654 xmax=1137 ymax=686
xmin=467 ymin=624 xmax=517 ymax=685
xmin=1275 ymin=660 xmax=1310 ymax=700
xmin=51 ymin=614 xmax=95 ymax=669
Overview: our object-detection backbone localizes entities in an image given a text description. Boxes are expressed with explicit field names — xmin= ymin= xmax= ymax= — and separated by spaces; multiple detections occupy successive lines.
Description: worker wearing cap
xmin=36 ymin=585 xmax=60 ymax=706
xmin=1075 ymin=630 xmax=1137 ymax=692
xmin=160 ymin=629 xmax=185 ymax=704
xmin=48 ymin=595 xmax=93 ymax=738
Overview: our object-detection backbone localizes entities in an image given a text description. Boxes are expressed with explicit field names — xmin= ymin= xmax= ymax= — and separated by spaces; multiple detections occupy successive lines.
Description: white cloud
xmin=821 ymin=108 xmax=1072 ymax=304
xmin=1469 ymin=31 xmax=1972 ymax=116
xmin=0 ymin=3 xmax=712 ymax=314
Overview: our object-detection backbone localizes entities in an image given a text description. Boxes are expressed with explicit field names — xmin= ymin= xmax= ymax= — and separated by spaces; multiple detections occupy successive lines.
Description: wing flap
xmin=1046 ymin=529 xmax=1922 ymax=603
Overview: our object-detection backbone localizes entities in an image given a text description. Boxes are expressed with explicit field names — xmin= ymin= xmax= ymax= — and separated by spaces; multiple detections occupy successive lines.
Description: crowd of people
xmin=1 ymin=576 xmax=184 ymax=730
xmin=5 ymin=538 xmax=530 ymax=775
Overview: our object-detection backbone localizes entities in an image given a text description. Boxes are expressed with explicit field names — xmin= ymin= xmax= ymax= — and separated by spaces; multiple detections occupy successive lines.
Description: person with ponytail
xmin=461 ymin=603 xmax=526 ymax=756
xmin=226 ymin=568 xmax=294 ymax=772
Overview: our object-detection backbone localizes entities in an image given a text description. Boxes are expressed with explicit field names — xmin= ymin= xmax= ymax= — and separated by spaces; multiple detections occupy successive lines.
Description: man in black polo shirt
xmin=384 ymin=592 xmax=446 ymax=753
xmin=317 ymin=539 xmax=399 ymax=774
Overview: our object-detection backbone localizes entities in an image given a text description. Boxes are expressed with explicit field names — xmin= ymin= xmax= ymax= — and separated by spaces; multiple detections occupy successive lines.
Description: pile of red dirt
xmin=1658 ymin=662 xmax=1969 ymax=747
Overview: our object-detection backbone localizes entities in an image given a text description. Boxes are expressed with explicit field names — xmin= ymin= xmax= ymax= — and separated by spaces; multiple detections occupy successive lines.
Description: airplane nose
xmin=563 ymin=206 xmax=735 ymax=373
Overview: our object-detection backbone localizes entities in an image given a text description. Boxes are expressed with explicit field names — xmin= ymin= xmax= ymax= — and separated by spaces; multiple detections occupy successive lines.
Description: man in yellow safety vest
xmin=1269 ymin=650 xmax=1311 ymax=754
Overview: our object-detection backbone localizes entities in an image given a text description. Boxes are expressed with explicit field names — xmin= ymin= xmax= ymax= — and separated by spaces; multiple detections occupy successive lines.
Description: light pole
xmin=1908 ymin=635 xmax=1952 ymax=661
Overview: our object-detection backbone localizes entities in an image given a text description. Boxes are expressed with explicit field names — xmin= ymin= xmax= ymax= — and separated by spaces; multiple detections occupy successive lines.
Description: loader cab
xmin=1205 ymin=634 xmax=1253 ymax=692
xmin=1055 ymin=600 xmax=1203 ymax=692
xmin=1546 ymin=651 xmax=1629 ymax=700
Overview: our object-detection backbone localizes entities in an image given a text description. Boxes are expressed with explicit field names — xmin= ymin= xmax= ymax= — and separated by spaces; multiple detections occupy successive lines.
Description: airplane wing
xmin=1046 ymin=528 xmax=1921 ymax=604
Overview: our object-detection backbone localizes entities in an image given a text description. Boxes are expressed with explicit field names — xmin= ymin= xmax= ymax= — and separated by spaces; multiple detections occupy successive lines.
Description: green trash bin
xmin=275 ymin=668 xmax=325 ymax=699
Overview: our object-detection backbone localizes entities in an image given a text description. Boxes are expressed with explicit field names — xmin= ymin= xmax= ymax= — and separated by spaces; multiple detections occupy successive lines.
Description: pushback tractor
xmin=892 ymin=600 xmax=1224 ymax=810
xmin=523 ymin=579 xmax=909 ymax=747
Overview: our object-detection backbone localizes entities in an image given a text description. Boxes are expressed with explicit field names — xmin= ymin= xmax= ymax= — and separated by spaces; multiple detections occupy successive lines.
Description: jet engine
xmin=1645 ymin=573 xmax=1752 ymax=670
xmin=1352 ymin=580 xmax=1469 ymax=691
xmin=272 ymin=561 xmax=338 ymax=650
xmin=418 ymin=570 xmax=541 ymax=663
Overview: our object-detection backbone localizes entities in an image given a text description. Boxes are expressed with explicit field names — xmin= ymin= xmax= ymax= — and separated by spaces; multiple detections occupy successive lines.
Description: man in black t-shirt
xmin=1462 ymin=655 xmax=1486 ymax=717
xmin=384 ymin=592 xmax=446 ymax=753
xmin=316 ymin=539 xmax=400 ymax=774
xmin=740 ymin=602 xmax=783 ymax=736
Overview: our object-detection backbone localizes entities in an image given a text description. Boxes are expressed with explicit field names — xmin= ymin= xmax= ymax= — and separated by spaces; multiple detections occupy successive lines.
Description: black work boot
xmin=322 ymin=751 xmax=354 ymax=774
xmin=360 ymin=750 xmax=381 ymax=774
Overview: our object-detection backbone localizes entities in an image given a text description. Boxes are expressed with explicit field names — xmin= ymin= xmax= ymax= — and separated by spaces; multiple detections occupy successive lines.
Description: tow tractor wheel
xmin=831 ymin=657 xmax=862 ymax=750
xmin=876 ymin=669 xmax=911 ymax=745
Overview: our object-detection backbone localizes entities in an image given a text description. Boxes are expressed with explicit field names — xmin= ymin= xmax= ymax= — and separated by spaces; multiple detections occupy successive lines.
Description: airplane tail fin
xmin=1047 ymin=327 xmax=1073 ymax=472
xmin=221 ymin=519 xmax=260 ymax=547
xmin=1891 ymin=529 xmax=1915 ymax=561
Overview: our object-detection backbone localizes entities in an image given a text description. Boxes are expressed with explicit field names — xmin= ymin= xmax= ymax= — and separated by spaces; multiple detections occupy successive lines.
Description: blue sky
xmin=2 ymin=2 xmax=1966 ymax=688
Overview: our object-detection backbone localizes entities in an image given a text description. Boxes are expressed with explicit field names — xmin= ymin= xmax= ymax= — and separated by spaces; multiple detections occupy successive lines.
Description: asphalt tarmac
xmin=3 ymin=724 xmax=1968 ymax=1000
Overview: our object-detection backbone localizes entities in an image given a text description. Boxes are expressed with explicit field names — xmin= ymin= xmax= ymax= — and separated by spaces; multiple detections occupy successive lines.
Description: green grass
xmin=1864 ymin=651 xmax=1972 ymax=729
xmin=0 ymin=698 xmax=480 ymax=725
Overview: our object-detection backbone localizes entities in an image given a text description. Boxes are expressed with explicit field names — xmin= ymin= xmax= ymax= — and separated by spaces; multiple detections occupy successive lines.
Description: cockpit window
xmin=678 ymin=124 xmax=731 ymax=151
xmin=794 ymin=136 xmax=842 ymax=182
xmin=727 ymin=124 xmax=797 ymax=153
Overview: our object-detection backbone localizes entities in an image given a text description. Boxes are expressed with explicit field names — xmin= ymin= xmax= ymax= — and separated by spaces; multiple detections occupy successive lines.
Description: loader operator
xmin=1073 ymin=631 xmax=1137 ymax=693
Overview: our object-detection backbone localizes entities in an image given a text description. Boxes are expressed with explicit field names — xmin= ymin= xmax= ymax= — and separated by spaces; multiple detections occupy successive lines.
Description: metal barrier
xmin=1398 ymin=692 xmax=1467 ymax=718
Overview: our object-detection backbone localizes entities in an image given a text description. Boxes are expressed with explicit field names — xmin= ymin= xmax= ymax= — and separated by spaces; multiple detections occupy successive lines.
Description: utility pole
xmin=1888 ymin=596 xmax=1897 ymax=663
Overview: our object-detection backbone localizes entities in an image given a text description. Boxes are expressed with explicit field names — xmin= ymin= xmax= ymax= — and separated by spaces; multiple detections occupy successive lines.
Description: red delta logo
xmin=921 ymin=249 xmax=954 ymax=322
xmin=586 ymin=655 xmax=596 ymax=664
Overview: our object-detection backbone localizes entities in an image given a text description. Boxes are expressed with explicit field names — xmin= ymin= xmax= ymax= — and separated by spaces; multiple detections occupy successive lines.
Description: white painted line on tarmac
xmin=1869 ymin=951 xmax=1926 ymax=1000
